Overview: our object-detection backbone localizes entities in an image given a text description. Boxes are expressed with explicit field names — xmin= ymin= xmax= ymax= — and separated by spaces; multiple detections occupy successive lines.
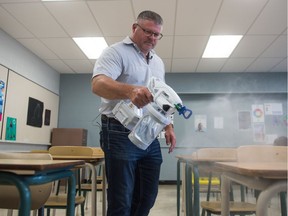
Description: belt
xmin=101 ymin=115 xmax=122 ymax=125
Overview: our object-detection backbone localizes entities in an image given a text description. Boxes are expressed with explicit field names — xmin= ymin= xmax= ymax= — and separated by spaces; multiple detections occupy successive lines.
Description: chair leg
xmin=7 ymin=209 xmax=13 ymax=216
xmin=201 ymin=209 xmax=206 ymax=216
xmin=280 ymin=192 xmax=287 ymax=216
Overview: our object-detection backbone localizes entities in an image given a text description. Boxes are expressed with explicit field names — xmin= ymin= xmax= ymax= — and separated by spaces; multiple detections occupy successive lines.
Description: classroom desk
xmin=176 ymin=153 xmax=237 ymax=216
xmin=215 ymin=162 xmax=287 ymax=216
xmin=0 ymin=159 xmax=84 ymax=216
xmin=52 ymin=155 xmax=105 ymax=216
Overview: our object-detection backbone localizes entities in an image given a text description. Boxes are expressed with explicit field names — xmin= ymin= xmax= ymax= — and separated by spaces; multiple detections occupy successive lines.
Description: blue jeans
xmin=100 ymin=116 xmax=163 ymax=216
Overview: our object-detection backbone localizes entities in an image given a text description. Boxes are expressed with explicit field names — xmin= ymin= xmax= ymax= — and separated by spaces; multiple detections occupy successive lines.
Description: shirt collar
xmin=123 ymin=36 xmax=155 ymax=58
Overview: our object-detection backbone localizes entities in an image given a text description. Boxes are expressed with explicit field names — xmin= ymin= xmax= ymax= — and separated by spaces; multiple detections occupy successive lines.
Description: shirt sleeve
xmin=92 ymin=46 xmax=123 ymax=80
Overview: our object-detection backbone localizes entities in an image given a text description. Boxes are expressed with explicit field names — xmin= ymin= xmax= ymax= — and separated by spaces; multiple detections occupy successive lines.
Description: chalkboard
xmin=0 ymin=67 xmax=59 ymax=145
xmin=172 ymin=93 xmax=287 ymax=148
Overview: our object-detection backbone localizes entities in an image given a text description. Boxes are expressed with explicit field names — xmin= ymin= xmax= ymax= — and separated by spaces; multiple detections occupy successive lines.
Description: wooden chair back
xmin=237 ymin=145 xmax=287 ymax=162
xmin=49 ymin=146 xmax=104 ymax=157
xmin=0 ymin=152 xmax=53 ymax=210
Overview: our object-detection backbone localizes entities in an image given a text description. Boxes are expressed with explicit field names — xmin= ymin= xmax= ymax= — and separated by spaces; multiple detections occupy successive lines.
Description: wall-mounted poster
xmin=26 ymin=97 xmax=44 ymax=128
xmin=264 ymin=103 xmax=283 ymax=115
xmin=252 ymin=104 xmax=264 ymax=123
xmin=238 ymin=111 xmax=251 ymax=130
xmin=44 ymin=109 xmax=51 ymax=126
xmin=5 ymin=117 xmax=16 ymax=140
xmin=195 ymin=115 xmax=207 ymax=132
xmin=0 ymin=80 xmax=5 ymax=122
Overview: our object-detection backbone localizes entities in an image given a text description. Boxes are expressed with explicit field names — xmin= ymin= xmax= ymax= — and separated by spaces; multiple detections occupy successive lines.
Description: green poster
xmin=6 ymin=117 xmax=16 ymax=141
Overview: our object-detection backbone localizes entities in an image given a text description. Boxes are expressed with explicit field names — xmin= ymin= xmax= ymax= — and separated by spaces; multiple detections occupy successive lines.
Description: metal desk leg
xmin=256 ymin=180 xmax=287 ymax=216
xmin=0 ymin=172 xmax=31 ymax=216
xmin=186 ymin=164 xmax=193 ymax=216
xmin=280 ymin=191 xmax=287 ymax=216
xmin=193 ymin=165 xmax=200 ymax=216
xmin=220 ymin=175 xmax=230 ymax=216
xmin=177 ymin=160 xmax=181 ymax=216
xmin=66 ymin=172 xmax=76 ymax=216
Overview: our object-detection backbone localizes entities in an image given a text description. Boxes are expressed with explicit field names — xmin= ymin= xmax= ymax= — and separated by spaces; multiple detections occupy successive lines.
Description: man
xmin=91 ymin=10 xmax=176 ymax=216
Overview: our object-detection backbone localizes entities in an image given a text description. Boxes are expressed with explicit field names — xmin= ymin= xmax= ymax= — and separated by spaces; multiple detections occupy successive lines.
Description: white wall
xmin=0 ymin=29 xmax=60 ymax=151
xmin=0 ymin=29 xmax=60 ymax=94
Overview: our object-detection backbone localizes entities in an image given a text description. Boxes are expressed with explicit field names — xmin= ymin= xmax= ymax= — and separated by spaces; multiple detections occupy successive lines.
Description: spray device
xmin=112 ymin=77 xmax=192 ymax=150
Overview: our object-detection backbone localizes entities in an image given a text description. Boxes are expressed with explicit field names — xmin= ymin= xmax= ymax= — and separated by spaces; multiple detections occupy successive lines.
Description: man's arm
xmin=91 ymin=74 xmax=153 ymax=108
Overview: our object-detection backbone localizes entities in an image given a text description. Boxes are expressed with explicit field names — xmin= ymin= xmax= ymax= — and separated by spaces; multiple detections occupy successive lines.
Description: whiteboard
xmin=2 ymin=70 xmax=59 ymax=145
xmin=0 ymin=65 xmax=8 ymax=138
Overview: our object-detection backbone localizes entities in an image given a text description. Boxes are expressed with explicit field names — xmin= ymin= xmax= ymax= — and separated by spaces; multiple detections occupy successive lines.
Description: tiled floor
xmin=0 ymin=184 xmax=283 ymax=216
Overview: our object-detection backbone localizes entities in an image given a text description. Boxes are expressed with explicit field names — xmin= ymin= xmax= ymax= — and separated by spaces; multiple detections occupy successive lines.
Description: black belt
xmin=101 ymin=115 xmax=122 ymax=125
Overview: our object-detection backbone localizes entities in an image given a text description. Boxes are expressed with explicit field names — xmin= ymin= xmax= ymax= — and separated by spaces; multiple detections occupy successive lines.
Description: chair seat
xmin=201 ymin=201 xmax=256 ymax=214
xmin=78 ymin=183 xmax=104 ymax=191
xmin=45 ymin=195 xmax=85 ymax=208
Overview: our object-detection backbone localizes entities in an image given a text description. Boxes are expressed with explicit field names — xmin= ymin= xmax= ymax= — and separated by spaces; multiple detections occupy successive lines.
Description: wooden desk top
xmin=175 ymin=154 xmax=237 ymax=163
xmin=52 ymin=155 xmax=104 ymax=161
xmin=215 ymin=162 xmax=288 ymax=179
xmin=0 ymin=159 xmax=85 ymax=174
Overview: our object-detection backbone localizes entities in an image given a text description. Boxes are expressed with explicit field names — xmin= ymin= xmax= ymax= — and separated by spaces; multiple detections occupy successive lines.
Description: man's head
xmin=131 ymin=10 xmax=163 ymax=55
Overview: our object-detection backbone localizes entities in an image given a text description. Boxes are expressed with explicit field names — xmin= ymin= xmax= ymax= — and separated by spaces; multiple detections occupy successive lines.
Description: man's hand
xmin=129 ymin=87 xmax=153 ymax=108
xmin=164 ymin=124 xmax=176 ymax=153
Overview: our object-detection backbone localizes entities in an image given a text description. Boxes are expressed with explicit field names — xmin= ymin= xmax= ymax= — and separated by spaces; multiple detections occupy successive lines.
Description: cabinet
xmin=51 ymin=128 xmax=87 ymax=146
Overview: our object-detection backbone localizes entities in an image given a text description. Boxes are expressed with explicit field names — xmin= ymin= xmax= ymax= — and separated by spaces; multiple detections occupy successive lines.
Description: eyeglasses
xmin=136 ymin=24 xmax=163 ymax=40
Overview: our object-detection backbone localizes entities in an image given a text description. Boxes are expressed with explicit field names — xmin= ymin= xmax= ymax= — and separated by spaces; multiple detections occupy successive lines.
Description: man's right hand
xmin=129 ymin=87 xmax=153 ymax=108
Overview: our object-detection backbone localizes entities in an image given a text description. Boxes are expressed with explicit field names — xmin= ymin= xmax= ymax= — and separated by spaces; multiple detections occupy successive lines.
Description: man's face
xmin=132 ymin=20 xmax=163 ymax=55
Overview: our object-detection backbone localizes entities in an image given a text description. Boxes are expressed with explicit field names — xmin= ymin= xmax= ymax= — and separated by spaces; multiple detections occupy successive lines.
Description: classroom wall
xmin=59 ymin=72 xmax=287 ymax=180
xmin=0 ymin=29 xmax=60 ymax=151
xmin=0 ymin=29 xmax=60 ymax=95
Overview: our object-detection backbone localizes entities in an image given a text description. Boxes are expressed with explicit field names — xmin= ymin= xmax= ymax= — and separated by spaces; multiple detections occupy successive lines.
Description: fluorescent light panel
xmin=73 ymin=37 xmax=108 ymax=59
xmin=202 ymin=35 xmax=243 ymax=58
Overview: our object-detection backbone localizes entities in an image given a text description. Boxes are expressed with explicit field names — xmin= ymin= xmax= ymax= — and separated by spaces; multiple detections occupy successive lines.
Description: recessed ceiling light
xmin=202 ymin=35 xmax=243 ymax=58
xmin=73 ymin=37 xmax=108 ymax=59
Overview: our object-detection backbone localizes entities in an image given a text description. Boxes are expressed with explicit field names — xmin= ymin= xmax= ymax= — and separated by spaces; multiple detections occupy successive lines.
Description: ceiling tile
xmin=270 ymin=58 xmax=287 ymax=72
xmin=154 ymin=36 xmax=173 ymax=59
xmin=88 ymin=1 xmax=134 ymax=36
xmin=44 ymin=1 xmax=102 ymax=37
xmin=196 ymin=59 xmax=226 ymax=72
xmin=45 ymin=59 xmax=75 ymax=74
xmin=0 ymin=6 xmax=34 ymax=38
xmin=41 ymin=37 xmax=87 ymax=59
xmin=63 ymin=59 xmax=94 ymax=74
xmin=2 ymin=2 xmax=67 ymax=37
xmin=212 ymin=0 xmax=268 ymax=34
xmin=221 ymin=58 xmax=255 ymax=72
xmin=173 ymin=36 xmax=208 ymax=58
xmin=17 ymin=38 xmax=59 ymax=59
xmin=232 ymin=35 xmax=277 ymax=58
xmin=261 ymin=35 xmax=287 ymax=58
xmin=171 ymin=58 xmax=199 ymax=73
xmin=0 ymin=0 xmax=286 ymax=74
xmin=248 ymin=0 xmax=287 ymax=35
xmin=175 ymin=0 xmax=221 ymax=35
xmin=246 ymin=57 xmax=284 ymax=72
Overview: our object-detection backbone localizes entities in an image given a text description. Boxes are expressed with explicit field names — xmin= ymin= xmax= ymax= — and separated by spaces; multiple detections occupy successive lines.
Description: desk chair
xmin=237 ymin=145 xmax=287 ymax=216
xmin=190 ymin=148 xmax=256 ymax=216
xmin=77 ymin=163 xmax=105 ymax=210
xmin=44 ymin=168 xmax=86 ymax=216
xmin=0 ymin=152 xmax=53 ymax=215
xmin=48 ymin=146 xmax=105 ymax=214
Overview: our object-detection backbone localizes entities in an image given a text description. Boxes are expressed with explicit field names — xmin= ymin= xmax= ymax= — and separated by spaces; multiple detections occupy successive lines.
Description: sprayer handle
xmin=182 ymin=108 xmax=192 ymax=119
